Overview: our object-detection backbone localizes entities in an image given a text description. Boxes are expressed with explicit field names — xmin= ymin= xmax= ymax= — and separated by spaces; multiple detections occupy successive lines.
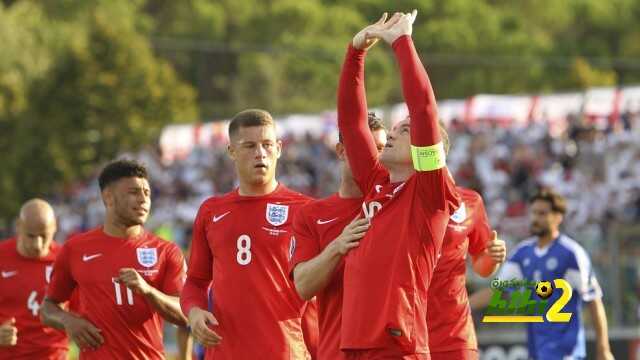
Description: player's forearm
xmin=293 ymin=244 xmax=342 ymax=300
xmin=588 ymin=298 xmax=612 ymax=352
xmin=337 ymin=44 xmax=379 ymax=184
xmin=392 ymin=35 xmax=440 ymax=146
xmin=143 ymin=288 xmax=187 ymax=326
xmin=180 ymin=276 xmax=210 ymax=318
xmin=468 ymin=287 xmax=493 ymax=311
xmin=472 ymin=253 xmax=500 ymax=278
xmin=40 ymin=298 xmax=73 ymax=330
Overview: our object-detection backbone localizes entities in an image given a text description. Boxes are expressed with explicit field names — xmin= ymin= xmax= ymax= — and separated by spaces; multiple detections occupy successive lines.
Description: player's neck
xmin=537 ymin=229 xmax=560 ymax=248
xmin=387 ymin=164 xmax=414 ymax=183
xmin=103 ymin=216 xmax=144 ymax=239
xmin=238 ymin=179 xmax=279 ymax=196
xmin=338 ymin=176 xmax=363 ymax=199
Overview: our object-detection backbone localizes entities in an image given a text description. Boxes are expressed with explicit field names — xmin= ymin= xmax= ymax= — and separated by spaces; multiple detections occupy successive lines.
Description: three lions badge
xmin=137 ymin=248 xmax=158 ymax=268
xmin=266 ymin=203 xmax=289 ymax=226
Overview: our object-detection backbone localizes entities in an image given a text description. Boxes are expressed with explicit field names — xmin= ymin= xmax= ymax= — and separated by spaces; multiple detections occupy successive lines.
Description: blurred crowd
xmin=23 ymin=109 xmax=640 ymax=326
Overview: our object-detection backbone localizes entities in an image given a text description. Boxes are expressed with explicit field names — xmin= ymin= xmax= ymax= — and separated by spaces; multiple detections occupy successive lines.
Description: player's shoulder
xmin=0 ymin=237 xmax=16 ymax=251
xmin=456 ymin=186 xmax=483 ymax=203
xmin=143 ymin=232 xmax=182 ymax=254
xmin=0 ymin=237 xmax=17 ymax=259
xmin=199 ymin=191 xmax=237 ymax=209
xmin=63 ymin=227 xmax=105 ymax=248
xmin=556 ymin=234 xmax=591 ymax=263
xmin=276 ymin=185 xmax=313 ymax=204
xmin=509 ymin=237 xmax=537 ymax=259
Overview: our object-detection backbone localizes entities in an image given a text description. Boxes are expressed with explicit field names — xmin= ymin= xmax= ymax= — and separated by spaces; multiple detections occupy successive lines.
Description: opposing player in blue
xmin=471 ymin=188 xmax=613 ymax=360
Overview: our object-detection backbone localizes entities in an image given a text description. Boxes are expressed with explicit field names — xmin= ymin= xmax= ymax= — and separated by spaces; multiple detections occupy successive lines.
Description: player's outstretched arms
xmin=40 ymin=298 xmax=104 ymax=350
xmin=471 ymin=231 xmax=506 ymax=278
xmin=0 ymin=318 xmax=17 ymax=346
xmin=294 ymin=216 xmax=370 ymax=300
xmin=117 ymin=268 xmax=187 ymax=326
xmin=187 ymin=307 xmax=222 ymax=347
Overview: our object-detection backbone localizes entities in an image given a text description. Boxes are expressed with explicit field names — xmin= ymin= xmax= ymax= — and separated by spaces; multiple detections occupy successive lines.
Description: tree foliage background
xmin=1 ymin=0 xmax=640 ymax=222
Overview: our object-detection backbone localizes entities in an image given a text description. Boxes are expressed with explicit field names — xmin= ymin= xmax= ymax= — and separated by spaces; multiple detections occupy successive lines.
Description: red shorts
xmin=430 ymin=349 xmax=478 ymax=360
xmin=344 ymin=349 xmax=430 ymax=360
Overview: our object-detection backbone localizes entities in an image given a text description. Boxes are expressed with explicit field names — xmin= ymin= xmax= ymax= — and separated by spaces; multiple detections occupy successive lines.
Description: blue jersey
xmin=497 ymin=234 xmax=602 ymax=360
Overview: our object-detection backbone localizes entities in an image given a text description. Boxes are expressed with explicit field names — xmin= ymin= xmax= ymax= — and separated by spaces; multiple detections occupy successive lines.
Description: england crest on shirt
xmin=450 ymin=202 xmax=467 ymax=224
xmin=266 ymin=203 xmax=289 ymax=226
xmin=137 ymin=248 xmax=158 ymax=268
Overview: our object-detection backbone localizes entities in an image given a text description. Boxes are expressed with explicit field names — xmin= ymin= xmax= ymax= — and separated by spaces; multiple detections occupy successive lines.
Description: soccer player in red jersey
xmin=181 ymin=109 xmax=314 ymax=359
xmin=337 ymin=11 xmax=460 ymax=359
xmin=291 ymin=113 xmax=387 ymax=360
xmin=425 ymin=131 xmax=507 ymax=360
xmin=0 ymin=199 xmax=67 ymax=359
xmin=41 ymin=159 xmax=187 ymax=360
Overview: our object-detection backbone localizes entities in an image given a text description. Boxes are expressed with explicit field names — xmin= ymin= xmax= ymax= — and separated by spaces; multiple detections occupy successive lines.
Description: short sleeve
xmin=289 ymin=208 xmax=321 ymax=278
xmin=187 ymin=203 xmax=213 ymax=280
xmin=160 ymin=244 xmax=187 ymax=296
xmin=46 ymin=243 xmax=77 ymax=303
xmin=468 ymin=195 xmax=492 ymax=256
xmin=564 ymin=246 xmax=602 ymax=302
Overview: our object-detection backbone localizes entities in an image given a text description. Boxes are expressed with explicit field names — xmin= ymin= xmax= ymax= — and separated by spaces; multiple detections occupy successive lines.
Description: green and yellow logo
xmin=482 ymin=278 xmax=573 ymax=323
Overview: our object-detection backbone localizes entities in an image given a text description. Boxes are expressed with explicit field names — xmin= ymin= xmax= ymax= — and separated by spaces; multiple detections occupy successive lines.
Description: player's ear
xmin=275 ymin=140 xmax=283 ymax=159
xmin=335 ymin=142 xmax=345 ymax=160
xmin=101 ymin=187 xmax=114 ymax=208
xmin=227 ymin=144 xmax=236 ymax=161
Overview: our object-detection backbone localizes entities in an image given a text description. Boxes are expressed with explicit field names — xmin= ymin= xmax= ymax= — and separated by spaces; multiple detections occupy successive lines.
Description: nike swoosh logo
xmin=213 ymin=211 xmax=231 ymax=223
xmin=82 ymin=254 xmax=102 ymax=262
xmin=1 ymin=271 xmax=17 ymax=278
xmin=316 ymin=218 xmax=338 ymax=225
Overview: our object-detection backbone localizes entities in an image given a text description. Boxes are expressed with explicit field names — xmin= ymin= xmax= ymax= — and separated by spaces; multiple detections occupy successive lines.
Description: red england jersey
xmin=46 ymin=228 xmax=186 ymax=360
xmin=290 ymin=194 xmax=362 ymax=360
xmin=337 ymin=36 xmax=459 ymax=354
xmin=181 ymin=184 xmax=313 ymax=359
xmin=428 ymin=187 xmax=492 ymax=353
xmin=0 ymin=238 xmax=67 ymax=360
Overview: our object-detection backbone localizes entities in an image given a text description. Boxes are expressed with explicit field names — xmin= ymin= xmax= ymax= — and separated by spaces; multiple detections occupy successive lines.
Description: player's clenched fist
xmin=63 ymin=314 xmax=103 ymax=350
xmin=0 ymin=318 xmax=17 ymax=346
xmin=330 ymin=216 xmax=370 ymax=255
xmin=188 ymin=308 xmax=222 ymax=347
xmin=118 ymin=268 xmax=151 ymax=295
xmin=486 ymin=231 xmax=506 ymax=264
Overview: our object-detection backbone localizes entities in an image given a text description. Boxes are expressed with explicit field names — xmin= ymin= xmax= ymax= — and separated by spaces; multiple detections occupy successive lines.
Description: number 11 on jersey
xmin=112 ymin=277 xmax=134 ymax=305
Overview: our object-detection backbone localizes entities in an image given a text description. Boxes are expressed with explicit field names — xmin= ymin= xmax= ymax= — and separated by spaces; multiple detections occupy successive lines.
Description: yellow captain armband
xmin=411 ymin=143 xmax=446 ymax=171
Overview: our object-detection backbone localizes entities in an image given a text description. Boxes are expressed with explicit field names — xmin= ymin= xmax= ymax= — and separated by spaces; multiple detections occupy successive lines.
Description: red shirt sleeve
xmin=468 ymin=194 xmax=492 ymax=256
xmin=160 ymin=244 xmax=186 ymax=296
xmin=46 ymin=243 xmax=76 ymax=303
xmin=180 ymin=202 xmax=213 ymax=316
xmin=392 ymin=35 xmax=440 ymax=147
xmin=337 ymin=43 xmax=385 ymax=193
xmin=288 ymin=206 xmax=321 ymax=279
xmin=392 ymin=35 xmax=460 ymax=213
xmin=186 ymin=203 xmax=213 ymax=280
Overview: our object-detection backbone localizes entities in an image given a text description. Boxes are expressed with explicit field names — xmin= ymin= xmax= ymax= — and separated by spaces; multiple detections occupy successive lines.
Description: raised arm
xmin=370 ymin=11 xmax=458 ymax=211
xmin=338 ymin=14 xmax=395 ymax=192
